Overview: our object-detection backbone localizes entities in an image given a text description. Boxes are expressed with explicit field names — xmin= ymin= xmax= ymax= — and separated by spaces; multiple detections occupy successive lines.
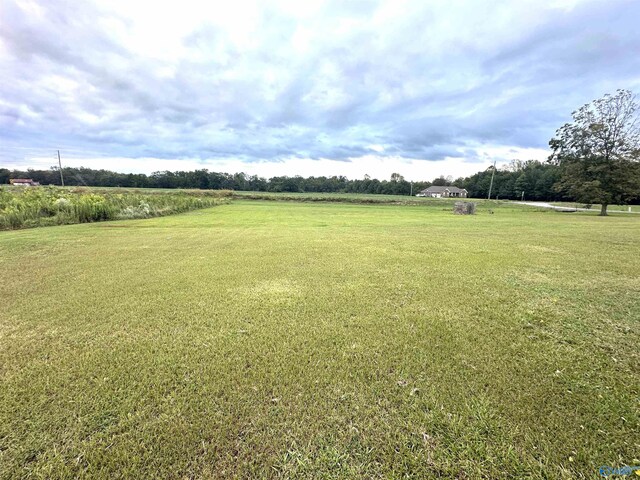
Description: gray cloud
xmin=1 ymin=0 xmax=639 ymax=169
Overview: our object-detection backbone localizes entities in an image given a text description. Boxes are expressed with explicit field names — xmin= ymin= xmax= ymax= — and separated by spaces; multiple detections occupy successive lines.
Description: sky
xmin=1 ymin=0 xmax=639 ymax=181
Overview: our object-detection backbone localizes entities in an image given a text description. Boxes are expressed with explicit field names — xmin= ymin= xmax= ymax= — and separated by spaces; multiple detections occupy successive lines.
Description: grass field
xmin=230 ymin=191 xmax=449 ymax=204
xmin=1 ymin=198 xmax=638 ymax=478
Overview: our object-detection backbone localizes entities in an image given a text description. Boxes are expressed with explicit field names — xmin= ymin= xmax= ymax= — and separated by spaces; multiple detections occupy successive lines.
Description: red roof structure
xmin=9 ymin=178 xmax=40 ymax=186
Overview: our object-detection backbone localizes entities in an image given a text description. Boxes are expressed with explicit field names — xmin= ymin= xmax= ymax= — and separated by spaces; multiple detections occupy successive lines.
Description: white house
xmin=416 ymin=186 xmax=468 ymax=198
xmin=9 ymin=178 xmax=40 ymax=186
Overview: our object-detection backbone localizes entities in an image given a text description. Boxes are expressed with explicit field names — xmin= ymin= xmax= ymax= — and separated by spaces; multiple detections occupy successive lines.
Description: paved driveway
xmin=513 ymin=201 xmax=637 ymax=213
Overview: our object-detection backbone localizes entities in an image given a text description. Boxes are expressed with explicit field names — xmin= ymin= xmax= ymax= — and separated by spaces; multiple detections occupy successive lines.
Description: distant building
xmin=416 ymin=186 xmax=468 ymax=198
xmin=9 ymin=178 xmax=40 ymax=186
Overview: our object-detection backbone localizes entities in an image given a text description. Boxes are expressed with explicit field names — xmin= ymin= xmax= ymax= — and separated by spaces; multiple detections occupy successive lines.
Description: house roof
xmin=420 ymin=186 xmax=467 ymax=193
xmin=9 ymin=179 xmax=40 ymax=186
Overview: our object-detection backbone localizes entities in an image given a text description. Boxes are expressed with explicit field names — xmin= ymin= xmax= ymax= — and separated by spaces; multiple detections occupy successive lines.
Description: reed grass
xmin=0 ymin=187 xmax=231 ymax=230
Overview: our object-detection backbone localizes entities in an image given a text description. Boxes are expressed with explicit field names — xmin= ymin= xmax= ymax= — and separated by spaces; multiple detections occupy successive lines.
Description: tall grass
xmin=0 ymin=187 xmax=231 ymax=230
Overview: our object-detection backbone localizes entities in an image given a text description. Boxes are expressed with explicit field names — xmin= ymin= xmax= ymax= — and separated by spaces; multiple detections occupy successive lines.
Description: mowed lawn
xmin=0 ymin=200 xmax=638 ymax=479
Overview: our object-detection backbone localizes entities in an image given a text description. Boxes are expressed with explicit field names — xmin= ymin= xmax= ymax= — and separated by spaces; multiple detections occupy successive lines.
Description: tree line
xmin=0 ymin=160 xmax=586 ymax=201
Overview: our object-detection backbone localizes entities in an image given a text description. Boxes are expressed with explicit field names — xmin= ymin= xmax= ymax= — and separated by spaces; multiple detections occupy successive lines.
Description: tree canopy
xmin=549 ymin=89 xmax=640 ymax=215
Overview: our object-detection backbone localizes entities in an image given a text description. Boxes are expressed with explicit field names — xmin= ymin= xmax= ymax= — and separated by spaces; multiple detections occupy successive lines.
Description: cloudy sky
xmin=1 ymin=0 xmax=639 ymax=180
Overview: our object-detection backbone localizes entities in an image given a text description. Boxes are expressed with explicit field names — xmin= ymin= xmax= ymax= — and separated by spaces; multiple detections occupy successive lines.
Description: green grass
xmin=231 ymin=190 xmax=484 ymax=206
xmin=231 ymin=190 xmax=424 ymax=202
xmin=0 ymin=200 xmax=638 ymax=478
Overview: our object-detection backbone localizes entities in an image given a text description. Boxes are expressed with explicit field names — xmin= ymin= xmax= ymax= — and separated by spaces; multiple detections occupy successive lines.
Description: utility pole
xmin=410 ymin=181 xmax=413 ymax=197
xmin=487 ymin=160 xmax=496 ymax=200
xmin=57 ymin=150 xmax=65 ymax=187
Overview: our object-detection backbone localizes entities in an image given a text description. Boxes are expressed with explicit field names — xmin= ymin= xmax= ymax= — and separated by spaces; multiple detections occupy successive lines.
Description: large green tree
xmin=549 ymin=89 xmax=640 ymax=215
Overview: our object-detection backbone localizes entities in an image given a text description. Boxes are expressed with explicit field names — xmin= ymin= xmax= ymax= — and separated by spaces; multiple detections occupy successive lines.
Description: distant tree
xmin=452 ymin=177 xmax=465 ymax=188
xmin=247 ymin=174 xmax=268 ymax=191
xmin=269 ymin=176 xmax=303 ymax=192
xmin=431 ymin=175 xmax=451 ymax=186
xmin=390 ymin=173 xmax=404 ymax=182
xmin=0 ymin=168 xmax=10 ymax=184
xmin=549 ymin=89 xmax=640 ymax=215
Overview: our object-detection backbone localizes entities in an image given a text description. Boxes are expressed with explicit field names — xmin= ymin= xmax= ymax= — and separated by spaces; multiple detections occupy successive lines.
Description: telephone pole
xmin=57 ymin=150 xmax=65 ymax=187
xmin=487 ymin=160 xmax=496 ymax=200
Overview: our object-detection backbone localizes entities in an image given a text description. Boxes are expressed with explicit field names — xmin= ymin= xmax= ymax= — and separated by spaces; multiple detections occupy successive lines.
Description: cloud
xmin=1 ymin=0 xmax=639 ymax=178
